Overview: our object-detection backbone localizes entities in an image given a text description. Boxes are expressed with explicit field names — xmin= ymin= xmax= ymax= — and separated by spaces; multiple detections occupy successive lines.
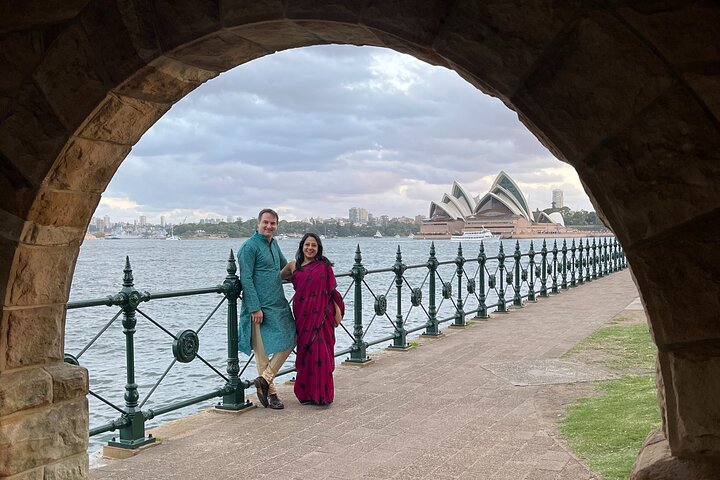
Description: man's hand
xmin=251 ymin=309 xmax=263 ymax=324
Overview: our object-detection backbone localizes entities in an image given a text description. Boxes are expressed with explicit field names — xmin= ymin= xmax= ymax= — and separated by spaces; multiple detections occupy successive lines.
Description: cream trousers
xmin=252 ymin=323 xmax=293 ymax=396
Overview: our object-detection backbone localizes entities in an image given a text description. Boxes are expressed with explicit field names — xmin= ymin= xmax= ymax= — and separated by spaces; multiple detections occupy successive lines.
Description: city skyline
xmin=93 ymin=45 xmax=594 ymax=224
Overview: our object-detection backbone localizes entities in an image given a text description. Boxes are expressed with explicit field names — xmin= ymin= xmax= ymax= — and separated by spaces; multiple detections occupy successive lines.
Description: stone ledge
xmin=632 ymin=429 xmax=720 ymax=480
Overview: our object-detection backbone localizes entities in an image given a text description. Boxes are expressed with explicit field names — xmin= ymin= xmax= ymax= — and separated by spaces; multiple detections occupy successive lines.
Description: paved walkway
xmin=92 ymin=270 xmax=641 ymax=480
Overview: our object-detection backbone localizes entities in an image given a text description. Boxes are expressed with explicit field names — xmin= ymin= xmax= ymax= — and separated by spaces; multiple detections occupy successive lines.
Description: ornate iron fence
xmin=65 ymin=237 xmax=625 ymax=450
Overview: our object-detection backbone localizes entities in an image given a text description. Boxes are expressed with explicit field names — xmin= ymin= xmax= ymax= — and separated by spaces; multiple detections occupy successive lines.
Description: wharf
xmin=92 ymin=270 xmax=641 ymax=480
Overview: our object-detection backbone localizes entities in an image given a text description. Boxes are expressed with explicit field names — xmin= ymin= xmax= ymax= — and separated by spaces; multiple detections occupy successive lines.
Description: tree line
xmin=172 ymin=219 xmax=421 ymax=239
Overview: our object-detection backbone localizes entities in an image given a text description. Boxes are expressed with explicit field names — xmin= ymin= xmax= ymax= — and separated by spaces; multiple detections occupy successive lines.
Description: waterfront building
xmin=419 ymin=172 xmax=582 ymax=239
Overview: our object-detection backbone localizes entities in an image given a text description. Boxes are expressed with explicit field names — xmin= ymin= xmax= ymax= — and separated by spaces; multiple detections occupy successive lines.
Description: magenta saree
xmin=291 ymin=260 xmax=337 ymax=404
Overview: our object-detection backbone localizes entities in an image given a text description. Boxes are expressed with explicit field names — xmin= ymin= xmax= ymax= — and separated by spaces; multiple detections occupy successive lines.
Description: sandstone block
xmin=0 ymin=368 xmax=52 ymax=417
xmin=3 ymin=467 xmax=42 ymax=480
xmin=362 ymin=0 xmax=448 ymax=47
xmin=3 ymin=306 xmax=64 ymax=368
xmin=32 ymin=23 xmax=112 ymax=131
xmin=48 ymin=138 xmax=130 ymax=194
xmin=230 ymin=21 xmax=326 ymax=52
xmin=77 ymin=93 xmax=170 ymax=146
xmin=115 ymin=64 xmax=202 ymax=105
xmin=434 ymin=0 xmax=580 ymax=100
xmin=221 ymin=0 xmax=285 ymax=26
xmin=43 ymin=453 xmax=88 ymax=480
xmin=44 ymin=363 xmax=88 ymax=403
xmin=512 ymin=10 xmax=675 ymax=162
xmin=287 ymin=0 xmax=362 ymax=23
xmin=6 ymin=243 xmax=80 ymax=307
xmin=166 ymin=29 xmax=268 ymax=73
xmin=153 ymin=0 xmax=222 ymax=51
xmin=661 ymin=346 xmax=720 ymax=456
xmin=0 ymin=31 xmax=44 ymax=93
xmin=0 ymin=398 xmax=88 ymax=476
xmin=26 ymin=189 xmax=100 ymax=231
xmin=629 ymin=224 xmax=720 ymax=347
xmin=0 ymin=84 xmax=68 ymax=190
xmin=292 ymin=21 xmax=379 ymax=47
xmin=632 ymin=429 xmax=720 ymax=480
xmin=579 ymin=86 xmax=720 ymax=244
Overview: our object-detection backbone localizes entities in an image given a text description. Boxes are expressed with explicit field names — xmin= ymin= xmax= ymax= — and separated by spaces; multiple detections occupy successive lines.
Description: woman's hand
xmin=280 ymin=260 xmax=295 ymax=280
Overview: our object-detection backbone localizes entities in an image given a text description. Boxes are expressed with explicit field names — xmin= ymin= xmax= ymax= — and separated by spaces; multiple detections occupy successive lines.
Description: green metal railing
xmin=65 ymin=236 xmax=625 ymax=450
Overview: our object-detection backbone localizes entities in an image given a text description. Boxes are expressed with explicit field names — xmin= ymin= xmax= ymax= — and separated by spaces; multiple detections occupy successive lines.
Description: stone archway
xmin=1 ymin=2 xmax=718 ymax=478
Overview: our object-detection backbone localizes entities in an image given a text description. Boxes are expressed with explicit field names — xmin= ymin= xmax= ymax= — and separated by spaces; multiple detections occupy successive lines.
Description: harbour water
xmin=66 ymin=236 xmax=613 ymax=452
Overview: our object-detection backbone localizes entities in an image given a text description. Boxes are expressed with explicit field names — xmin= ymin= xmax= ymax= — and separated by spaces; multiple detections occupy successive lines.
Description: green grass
xmin=561 ymin=321 xmax=661 ymax=480
xmin=564 ymin=323 xmax=656 ymax=373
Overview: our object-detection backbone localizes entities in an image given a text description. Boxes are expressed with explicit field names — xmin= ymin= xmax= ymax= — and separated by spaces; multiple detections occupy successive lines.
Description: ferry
xmin=450 ymin=227 xmax=498 ymax=242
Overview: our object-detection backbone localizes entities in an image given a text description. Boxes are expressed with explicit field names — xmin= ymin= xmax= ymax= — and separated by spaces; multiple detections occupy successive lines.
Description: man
xmin=237 ymin=208 xmax=295 ymax=409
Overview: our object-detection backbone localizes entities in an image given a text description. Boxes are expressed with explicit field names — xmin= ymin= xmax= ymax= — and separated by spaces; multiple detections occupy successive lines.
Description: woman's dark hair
xmin=295 ymin=232 xmax=332 ymax=269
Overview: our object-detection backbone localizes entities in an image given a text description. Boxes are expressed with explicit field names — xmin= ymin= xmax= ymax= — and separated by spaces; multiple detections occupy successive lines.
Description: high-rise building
xmin=160 ymin=216 xmax=166 ymax=227
xmin=552 ymin=189 xmax=564 ymax=209
xmin=139 ymin=215 xmax=147 ymax=226
xmin=103 ymin=215 xmax=110 ymax=228
xmin=349 ymin=207 xmax=369 ymax=224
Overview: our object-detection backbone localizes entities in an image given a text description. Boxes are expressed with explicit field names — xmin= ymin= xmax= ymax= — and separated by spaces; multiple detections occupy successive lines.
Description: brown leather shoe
xmin=254 ymin=377 xmax=269 ymax=408
xmin=268 ymin=394 xmax=284 ymax=410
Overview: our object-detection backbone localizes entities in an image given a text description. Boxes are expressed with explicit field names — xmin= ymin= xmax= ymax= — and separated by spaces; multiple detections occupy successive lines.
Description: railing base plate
xmin=342 ymin=358 xmax=375 ymax=367
xmin=104 ymin=438 xmax=156 ymax=458
xmin=386 ymin=345 xmax=411 ymax=351
xmin=214 ymin=401 xmax=256 ymax=413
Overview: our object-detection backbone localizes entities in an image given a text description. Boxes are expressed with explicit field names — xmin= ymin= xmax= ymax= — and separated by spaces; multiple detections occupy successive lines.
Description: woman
xmin=281 ymin=233 xmax=342 ymax=405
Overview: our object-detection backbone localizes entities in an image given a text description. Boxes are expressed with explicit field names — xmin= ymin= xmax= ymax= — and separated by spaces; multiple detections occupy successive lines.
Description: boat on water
xmin=105 ymin=232 xmax=143 ymax=240
xmin=450 ymin=227 xmax=498 ymax=242
xmin=407 ymin=233 xmax=415 ymax=239
xmin=373 ymin=230 xmax=383 ymax=238
xmin=166 ymin=225 xmax=181 ymax=241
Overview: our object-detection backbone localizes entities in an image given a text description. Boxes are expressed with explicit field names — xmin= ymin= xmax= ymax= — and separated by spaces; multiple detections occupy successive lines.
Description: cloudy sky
xmin=95 ymin=45 xmax=593 ymax=224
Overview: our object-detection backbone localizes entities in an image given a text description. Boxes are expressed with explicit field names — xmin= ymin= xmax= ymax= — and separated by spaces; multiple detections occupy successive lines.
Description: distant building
xmin=415 ymin=214 xmax=424 ymax=225
xmin=160 ymin=216 xmax=166 ymax=227
xmin=420 ymin=171 xmax=572 ymax=239
xmin=349 ymin=207 xmax=369 ymax=224
xmin=103 ymin=215 xmax=111 ymax=228
xmin=139 ymin=215 xmax=147 ymax=227
xmin=552 ymin=189 xmax=564 ymax=209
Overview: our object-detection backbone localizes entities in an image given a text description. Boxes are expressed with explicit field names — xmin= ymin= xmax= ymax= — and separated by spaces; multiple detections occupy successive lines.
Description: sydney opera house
xmin=419 ymin=171 xmax=579 ymax=239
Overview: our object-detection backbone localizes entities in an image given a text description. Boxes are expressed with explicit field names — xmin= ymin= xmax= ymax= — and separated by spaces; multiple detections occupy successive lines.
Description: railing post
xmin=551 ymin=240 xmax=559 ymax=294
xmin=592 ymin=238 xmax=598 ymax=279
xmin=497 ymin=243 xmax=507 ymax=313
xmin=424 ymin=242 xmax=442 ymax=336
xmin=476 ymin=242 xmax=489 ymax=318
xmin=570 ymin=239 xmax=577 ymax=287
xmin=613 ymin=238 xmax=619 ymax=272
xmin=585 ymin=238 xmax=592 ymax=282
xmin=347 ymin=245 xmax=370 ymax=363
xmin=603 ymin=238 xmax=610 ymax=275
xmin=527 ymin=241 xmax=537 ymax=302
xmin=561 ymin=239 xmax=568 ymax=290
xmin=389 ymin=246 xmax=409 ymax=349
xmin=540 ymin=240 xmax=549 ymax=297
xmin=513 ymin=240 xmax=522 ymax=307
xmin=577 ymin=239 xmax=584 ymax=285
xmin=217 ymin=250 xmax=251 ymax=410
xmin=109 ymin=257 xmax=155 ymax=449
xmin=453 ymin=243 xmax=466 ymax=327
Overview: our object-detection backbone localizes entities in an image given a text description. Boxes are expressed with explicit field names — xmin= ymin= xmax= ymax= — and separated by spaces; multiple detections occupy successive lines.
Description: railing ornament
xmin=442 ymin=283 xmax=452 ymax=299
xmin=374 ymin=294 xmax=388 ymax=316
xmin=411 ymin=288 xmax=423 ymax=306
xmin=466 ymin=278 xmax=476 ymax=294
xmin=172 ymin=330 xmax=200 ymax=363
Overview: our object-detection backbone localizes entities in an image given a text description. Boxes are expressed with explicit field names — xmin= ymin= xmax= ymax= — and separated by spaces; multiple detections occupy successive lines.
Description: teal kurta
xmin=237 ymin=232 xmax=295 ymax=356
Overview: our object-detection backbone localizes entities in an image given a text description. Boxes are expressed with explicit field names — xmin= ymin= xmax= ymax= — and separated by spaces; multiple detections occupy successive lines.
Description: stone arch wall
xmin=1 ymin=2 xmax=719 ymax=478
